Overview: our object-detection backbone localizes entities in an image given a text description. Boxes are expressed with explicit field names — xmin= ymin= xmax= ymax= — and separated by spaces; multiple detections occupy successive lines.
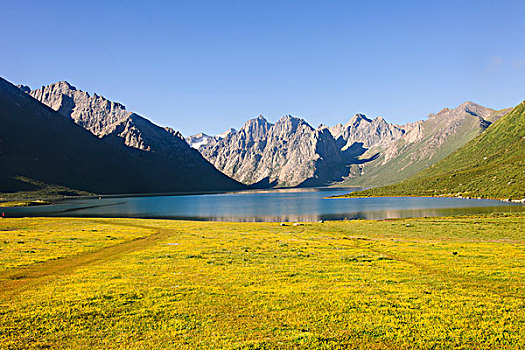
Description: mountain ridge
xmin=189 ymin=102 xmax=501 ymax=188
xmin=1 ymin=77 xmax=244 ymax=198
xmin=340 ymin=100 xmax=525 ymax=199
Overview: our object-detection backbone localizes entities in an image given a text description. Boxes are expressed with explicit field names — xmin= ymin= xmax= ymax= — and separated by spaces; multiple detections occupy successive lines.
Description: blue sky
xmin=2 ymin=0 xmax=525 ymax=135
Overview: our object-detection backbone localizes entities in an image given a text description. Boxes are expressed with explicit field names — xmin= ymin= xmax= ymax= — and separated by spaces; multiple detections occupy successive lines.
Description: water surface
xmin=3 ymin=188 xmax=523 ymax=222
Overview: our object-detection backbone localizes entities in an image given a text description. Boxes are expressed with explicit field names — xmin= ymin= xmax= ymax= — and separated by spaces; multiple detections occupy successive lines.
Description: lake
xmin=2 ymin=188 xmax=523 ymax=222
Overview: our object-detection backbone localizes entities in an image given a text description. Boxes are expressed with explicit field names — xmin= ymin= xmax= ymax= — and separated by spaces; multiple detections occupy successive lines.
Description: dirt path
xmin=0 ymin=219 xmax=174 ymax=298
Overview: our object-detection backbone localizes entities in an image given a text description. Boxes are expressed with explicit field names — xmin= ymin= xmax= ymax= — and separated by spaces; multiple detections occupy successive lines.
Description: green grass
xmin=0 ymin=176 xmax=93 ymax=201
xmin=1 ymin=215 xmax=524 ymax=349
xmin=340 ymin=105 xmax=511 ymax=188
xmin=342 ymin=101 xmax=525 ymax=199
xmin=0 ymin=199 xmax=53 ymax=208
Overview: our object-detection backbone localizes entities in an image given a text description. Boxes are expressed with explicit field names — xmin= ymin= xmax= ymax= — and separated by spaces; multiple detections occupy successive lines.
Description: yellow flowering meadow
xmin=0 ymin=215 xmax=524 ymax=349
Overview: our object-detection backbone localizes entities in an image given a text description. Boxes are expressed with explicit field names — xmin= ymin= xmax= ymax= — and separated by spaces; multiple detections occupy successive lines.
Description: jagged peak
xmin=452 ymin=101 xmax=490 ymax=114
xmin=241 ymin=115 xmax=273 ymax=130
xmin=50 ymin=80 xmax=77 ymax=91
xmin=246 ymin=115 xmax=269 ymax=124
xmin=36 ymin=81 xmax=128 ymax=111
xmin=276 ymin=115 xmax=313 ymax=129
xmin=278 ymin=114 xmax=303 ymax=122
xmin=192 ymin=132 xmax=210 ymax=138
xmin=344 ymin=113 xmax=371 ymax=127
xmin=217 ymin=128 xmax=237 ymax=138
xmin=251 ymin=115 xmax=269 ymax=123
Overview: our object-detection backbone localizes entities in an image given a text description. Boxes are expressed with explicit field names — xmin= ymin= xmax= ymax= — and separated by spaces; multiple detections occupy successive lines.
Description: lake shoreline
xmin=329 ymin=193 xmax=525 ymax=203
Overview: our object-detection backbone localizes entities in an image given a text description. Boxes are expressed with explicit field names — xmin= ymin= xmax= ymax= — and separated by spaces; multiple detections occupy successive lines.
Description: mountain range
xmin=188 ymin=102 xmax=507 ymax=188
xmin=343 ymin=100 xmax=525 ymax=200
xmin=0 ymin=78 xmax=244 ymax=198
xmin=1 ymin=76 xmax=517 ymax=199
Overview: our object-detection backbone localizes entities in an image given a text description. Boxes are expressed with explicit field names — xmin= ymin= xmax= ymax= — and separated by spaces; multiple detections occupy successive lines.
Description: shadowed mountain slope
xmin=0 ymin=78 xmax=244 ymax=198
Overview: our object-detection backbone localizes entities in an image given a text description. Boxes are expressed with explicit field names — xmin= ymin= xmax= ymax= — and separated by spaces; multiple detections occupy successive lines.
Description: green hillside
xmin=339 ymin=103 xmax=508 ymax=188
xmin=341 ymin=100 xmax=525 ymax=200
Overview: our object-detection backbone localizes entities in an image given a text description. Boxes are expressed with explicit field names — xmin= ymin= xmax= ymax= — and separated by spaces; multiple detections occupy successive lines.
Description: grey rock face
xmin=192 ymin=102 xmax=502 ymax=188
xmin=329 ymin=114 xmax=406 ymax=150
xmin=196 ymin=115 xmax=367 ymax=187
xmin=27 ymin=82 xmax=200 ymax=164
xmin=344 ymin=101 xmax=505 ymax=186
xmin=29 ymin=81 xmax=130 ymax=135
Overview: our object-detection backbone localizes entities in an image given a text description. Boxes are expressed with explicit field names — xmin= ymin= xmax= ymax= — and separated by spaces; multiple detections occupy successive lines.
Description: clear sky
xmin=2 ymin=0 xmax=525 ymax=136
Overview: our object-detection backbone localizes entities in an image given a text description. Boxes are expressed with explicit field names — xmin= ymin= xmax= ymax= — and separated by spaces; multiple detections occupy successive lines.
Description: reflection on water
xmin=3 ymin=188 xmax=523 ymax=222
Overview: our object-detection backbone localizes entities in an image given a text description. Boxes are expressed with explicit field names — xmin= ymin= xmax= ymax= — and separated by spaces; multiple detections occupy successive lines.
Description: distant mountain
xmin=1 ymin=78 xmax=244 ymax=198
xmin=186 ymin=132 xmax=214 ymax=149
xmin=340 ymin=102 xmax=509 ymax=187
xmin=329 ymin=114 xmax=406 ymax=150
xmin=190 ymin=103 xmax=499 ymax=188
xmin=343 ymin=100 xmax=525 ymax=200
xmin=28 ymin=81 xmax=205 ymax=163
xmin=186 ymin=128 xmax=236 ymax=149
xmin=192 ymin=115 xmax=370 ymax=187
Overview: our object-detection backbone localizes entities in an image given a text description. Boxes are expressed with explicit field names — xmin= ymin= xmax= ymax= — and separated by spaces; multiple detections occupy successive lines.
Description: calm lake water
xmin=3 ymin=188 xmax=523 ymax=222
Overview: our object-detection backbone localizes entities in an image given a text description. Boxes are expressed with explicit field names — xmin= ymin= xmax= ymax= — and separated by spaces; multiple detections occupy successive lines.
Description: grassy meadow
xmin=1 ymin=215 xmax=524 ymax=349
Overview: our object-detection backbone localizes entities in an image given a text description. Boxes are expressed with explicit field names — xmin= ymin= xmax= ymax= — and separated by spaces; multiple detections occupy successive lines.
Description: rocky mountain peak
xmin=55 ymin=80 xmax=75 ymax=90
xmin=459 ymin=101 xmax=492 ymax=119
xmin=217 ymin=128 xmax=237 ymax=138
xmin=345 ymin=114 xmax=371 ymax=126
xmin=239 ymin=115 xmax=273 ymax=141
xmin=25 ymin=81 xmax=207 ymax=163
xmin=244 ymin=115 xmax=270 ymax=126
xmin=2 ymin=76 xmax=244 ymax=194
xmin=274 ymin=115 xmax=313 ymax=134
xmin=28 ymin=82 xmax=130 ymax=135
xmin=430 ymin=101 xmax=493 ymax=123
xmin=194 ymin=132 xmax=209 ymax=138
xmin=195 ymin=112 xmax=352 ymax=187
xmin=458 ymin=101 xmax=477 ymax=109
